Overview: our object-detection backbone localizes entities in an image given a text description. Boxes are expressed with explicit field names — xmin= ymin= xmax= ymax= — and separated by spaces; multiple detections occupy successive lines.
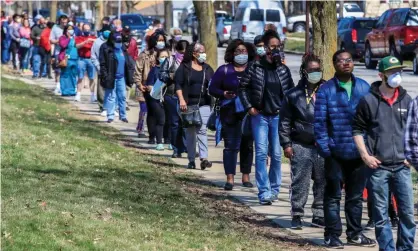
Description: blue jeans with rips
xmin=369 ymin=165 xmax=416 ymax=251
xmin=251 ymin=113 xmax=281 ymax=201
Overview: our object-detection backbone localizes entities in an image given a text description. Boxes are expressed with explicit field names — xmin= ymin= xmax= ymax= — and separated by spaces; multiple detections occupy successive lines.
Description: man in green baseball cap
xmin=353 ymin=55 xmax=414 ymax=250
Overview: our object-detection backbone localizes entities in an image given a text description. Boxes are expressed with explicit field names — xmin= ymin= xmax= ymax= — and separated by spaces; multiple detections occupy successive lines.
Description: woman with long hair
xmin=175 ymin=42 xmax=214 ymax=170
xmin=239 ymin=30 xmax=294 ymax=205
xmin=209 ymin=39 xmax=255 ymax=190
xmin=18 ymin=18 xmax=31 ymax=73
xmin=159 ymin=39 xmax=189 ymax=157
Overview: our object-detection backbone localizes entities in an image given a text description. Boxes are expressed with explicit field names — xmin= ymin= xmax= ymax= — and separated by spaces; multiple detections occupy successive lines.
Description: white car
xmin=216 ymin=17 xmax=232 ymax=47
xmin=230 ymin=0 xmax=287 ymax=43
xmin=337 ymin=3 xmax=364 ymax=18
xmin=287 ymin=15 xmax=311 ymax=33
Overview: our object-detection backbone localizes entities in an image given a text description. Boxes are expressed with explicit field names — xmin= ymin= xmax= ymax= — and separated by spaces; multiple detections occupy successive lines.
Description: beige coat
xmin=133 ymin=50 xmax=156 ymax=102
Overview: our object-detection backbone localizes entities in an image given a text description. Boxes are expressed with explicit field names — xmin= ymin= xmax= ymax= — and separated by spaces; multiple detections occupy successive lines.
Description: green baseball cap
xmin=378 ymin=56 xmax=406 ymax=73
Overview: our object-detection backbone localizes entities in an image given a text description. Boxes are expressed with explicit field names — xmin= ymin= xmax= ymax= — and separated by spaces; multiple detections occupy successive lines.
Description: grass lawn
xmin=286 ymin=32 xmax=307 ymax=39
xmin=285 ymin=40 xmax=305 ymax=53
xmin=1 ymin=77 xmax=318 ymax=250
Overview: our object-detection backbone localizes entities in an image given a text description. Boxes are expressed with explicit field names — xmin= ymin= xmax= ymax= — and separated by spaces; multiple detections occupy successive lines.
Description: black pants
xmin=9 ymin=40 xmax=19 ymax=69
xmin=145 ymin=93 xmax=165 ymax=144
xmin=221 ymin=120 xmax=253 ymax=175
xmin=163 ymin=99 xmax=171 ymax=144
xmin=324 ymin=156 xmax=366 ymax=239
xmin=39 ymin=47 xmax=51 ymax=78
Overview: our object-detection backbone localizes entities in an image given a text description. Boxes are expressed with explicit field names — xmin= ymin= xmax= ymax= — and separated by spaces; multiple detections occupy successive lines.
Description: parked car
xmin=287 ymin=15 xmax=311 ymax=33
xmin=230 ymin=0 xmax=287 ymax=43
xmin=337 ymin=17 xmax=377 ymax=60
xmin=364 ymin=7 xmax=418 ymax=74
xmin=120 ymin=14 xmax=149 ymax=45
xmin=337 ymin=3 xmax=365 ymax=18
xmin=215 ymin=10 xmax=231 ymax=19
xmin=216 ymin=16 xmax=233 ymax=47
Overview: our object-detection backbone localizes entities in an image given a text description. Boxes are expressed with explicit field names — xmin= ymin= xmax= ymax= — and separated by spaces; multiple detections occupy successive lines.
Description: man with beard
xmin=353 ymin=56 xmax=415 ymax=251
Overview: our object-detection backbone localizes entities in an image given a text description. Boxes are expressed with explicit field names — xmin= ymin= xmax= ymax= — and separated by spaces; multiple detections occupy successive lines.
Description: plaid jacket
xmin=405 ymin=97 xmax=418 ymax=170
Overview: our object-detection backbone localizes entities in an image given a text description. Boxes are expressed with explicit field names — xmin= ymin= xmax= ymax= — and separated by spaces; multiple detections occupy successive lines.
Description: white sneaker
xmin=54 ymin=87 xmax=61 ymax=95
xmin=74 ymin=93 xmax=81 ymax=102
xmin=100 ymin=110 xmax=107 ymax=117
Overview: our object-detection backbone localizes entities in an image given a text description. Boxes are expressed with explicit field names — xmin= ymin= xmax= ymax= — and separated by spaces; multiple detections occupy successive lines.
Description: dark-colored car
xmin=120 ymin=14 xmax=149 ymax=44
xmin=337 ymin=17 xmax=377 ymax=60
xmin=365 ymin=7 xmax=418 ymax=74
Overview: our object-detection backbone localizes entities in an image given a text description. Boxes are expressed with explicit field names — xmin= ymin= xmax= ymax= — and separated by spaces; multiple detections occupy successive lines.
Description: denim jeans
xmin=221 ymin=120 xmax=253 ymax=175
xmin=1 ymin=39 xmax=10 ymax=64
xmin=104 ymin=78 xmax=127 ymax=120
xmin=324 ymin=157 xmax=366 ymax=239
xmin=164 ymin=95 xmax=186 ymax=154
xmin=185 ymin=105 xmax=210 ymax=162
xmin=19 ymin=47 xmax=30 ymax=70
xmin=31 ymin=46 xmax=41 ymax=77
xmin=369 ymin=166 xmax=416 ymax=251
xmin=251 ymin=113 xmax=281 ymax=201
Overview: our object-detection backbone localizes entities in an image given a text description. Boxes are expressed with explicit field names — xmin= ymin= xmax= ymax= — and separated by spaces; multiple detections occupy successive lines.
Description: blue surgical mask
xmin=103 ymin=30 xmax=110 ymax=39
xmin=256 ymin=47 xmax=266 ymax=56
xmin=197 ymin=53 xmax=207 ymax=63
xmin=156 ymin=41 xmax=165 ymax=50
xmin=159 ymin=57 xmax=166 ymax=65
xmin=234 ymin=54 xmax=248 ymax=65
xmin=114 ymin=42 xmax=122 ymax=49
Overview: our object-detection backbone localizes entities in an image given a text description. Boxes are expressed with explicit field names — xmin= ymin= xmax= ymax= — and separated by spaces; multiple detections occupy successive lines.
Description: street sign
xmin=3 ymin=0 xmax=14 ymax=6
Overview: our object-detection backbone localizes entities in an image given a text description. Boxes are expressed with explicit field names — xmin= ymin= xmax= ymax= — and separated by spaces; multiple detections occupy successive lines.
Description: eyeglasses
xmin=335 ymin=58 xmax=353 ymax=64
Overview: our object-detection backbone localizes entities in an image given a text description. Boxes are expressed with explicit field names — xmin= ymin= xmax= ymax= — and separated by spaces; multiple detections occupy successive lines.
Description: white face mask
xmin=156 ymin=41 xmax=165 ymax=50
xmin=197 ymin=53 xmax=207 ymax=63
xmin=387 ymin=72 xmax=402 ymax=88
xmin=307 ymin=72 xmax=322 ymax=84
xmin=256 ymin=47 xmax=266 ymax=56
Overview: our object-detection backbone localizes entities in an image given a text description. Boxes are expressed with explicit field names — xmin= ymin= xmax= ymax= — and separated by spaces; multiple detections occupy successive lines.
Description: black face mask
xmin=122 ymin=35 xmax=129 ymax=43
xmin=271 ymin=48 xmax=282 ymax=64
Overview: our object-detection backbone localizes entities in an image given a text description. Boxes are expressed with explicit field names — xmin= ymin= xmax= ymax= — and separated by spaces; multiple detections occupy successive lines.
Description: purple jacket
xmin=209 ymin=64 xmax=242 ymax=99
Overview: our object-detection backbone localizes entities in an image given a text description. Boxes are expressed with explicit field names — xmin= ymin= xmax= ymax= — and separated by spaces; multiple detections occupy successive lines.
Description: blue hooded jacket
xmin=314 ymin=74 xmax=370 ymax=160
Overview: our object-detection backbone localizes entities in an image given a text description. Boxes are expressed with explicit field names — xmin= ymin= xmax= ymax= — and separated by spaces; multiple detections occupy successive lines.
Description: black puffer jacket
xmin=238 ymin=60 xmax=294 ymax=114
xmin=279 ymin=78 xmax=325 ymax=149
xmin=99 ymin=42 xmax=135 ymax=89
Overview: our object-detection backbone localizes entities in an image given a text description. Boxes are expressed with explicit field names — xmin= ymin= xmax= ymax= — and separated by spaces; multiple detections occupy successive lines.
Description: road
xmin=216 ymin=47 xmax=418 ymax=98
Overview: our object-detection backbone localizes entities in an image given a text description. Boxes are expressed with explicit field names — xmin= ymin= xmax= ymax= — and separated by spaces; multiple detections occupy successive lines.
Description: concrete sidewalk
xmin=7 ymin=74 xmax=418 ymax=251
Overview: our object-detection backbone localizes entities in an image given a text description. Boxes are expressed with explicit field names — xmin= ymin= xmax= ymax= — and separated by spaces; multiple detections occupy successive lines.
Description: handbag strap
xmin=197 ymin=69 xmax=206 ymax=106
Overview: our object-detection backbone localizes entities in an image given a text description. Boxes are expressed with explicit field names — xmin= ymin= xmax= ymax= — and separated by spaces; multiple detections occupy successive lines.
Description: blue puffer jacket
xmin=314 ymin=74 xmax=370 ymax=160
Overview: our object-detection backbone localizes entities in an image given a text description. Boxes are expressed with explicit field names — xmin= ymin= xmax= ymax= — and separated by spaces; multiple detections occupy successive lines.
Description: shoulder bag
xmin=180 ymin=70 xmax=206 ymax=128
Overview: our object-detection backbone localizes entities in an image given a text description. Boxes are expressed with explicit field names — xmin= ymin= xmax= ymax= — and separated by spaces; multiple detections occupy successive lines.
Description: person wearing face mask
xmin=143 ymin=49 xmax=170 ymax=150
xmin=175 ymin=42 xmax=214 ymax=170
xmin=353 ymin=56 xmax=414 ymax=251
xmin=209 ymin=39 xmax=255 ymax=190
xmin=18 ymin=18 xmax=32 ymax=73
xmin=168 ymin=27 xmax=182 ymax=54
xmin=50 ymin=15 xmax=69 ymax=94
xmin=238 ymin=30 xmax=294 ymax=205
xmin=122 ymin=25 xmax=139 ymax=111
xmin=133 ymin=30 xmax=167 ymax=141
xmin=314 ymin=50 xmax=374 ymax=248
xmin=253 ymin=35 xmax=265 ymax=61
xmin=30 ymin=15 xmax=45 ymax=78
xmin=39 ymin=21 xmax=55 ymax=80
xmin=58 ymin=25 xmax=79 ymax=96
xmin=159 ymin=40 xmax=190 ymax=157
xmin=73 ymin=23 xmax=96 ymax=102
xmin=99 ymin=31 xmax=135 ymax=123
xmin=279 ymin=54 xmax=326 ymax=230
xmin=91 ymin=25 xmax=111 ymax=116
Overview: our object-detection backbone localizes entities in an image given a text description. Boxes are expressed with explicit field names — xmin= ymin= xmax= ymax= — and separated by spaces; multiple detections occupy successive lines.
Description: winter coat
xmin=280 ymin=78 xmax=325 ymax=148
xmin=158 ymin=55 xmax=181 ymax=96
xmin=238 ymin=60 xmax=294 ymax=114
xmin=352 ymin=81 xmax=411 ymax=170
xmin=314 ymin=74 xmax=370 ymax=160
xmin=99 ymin=42 xmax=135 ymax=89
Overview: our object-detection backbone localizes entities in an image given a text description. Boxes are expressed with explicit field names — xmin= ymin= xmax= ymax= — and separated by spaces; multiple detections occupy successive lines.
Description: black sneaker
xmin=107 ymin=119 xmax=113 ymax=123
xmin=390 ymin=217 xmax=398 ymax=229
xmin=311 ymin=217 xmax=325 ymax=228
xmin=324 ymin=235 xmax=344 ymax=249
xmin=259 ymin=198 xmax=272 ymax=205
xmin=148 ymin=139 xmax=156 ymax=145
xmin=291 ymin=216 xmax=303 ymax=230
xmin=224 ymin=182 xmax=233 ymax=191
xmin=121 ymin=118 xmax=129 ymax=123
xmin=200 ymin=159 xmax=212 ymax=170
xmin=347 ymin=233 xmax=376 ymax=247
xmin=364 ymin=220 xmax=375 ymax=230
xmin=187 ymin=161 xmax=196 ymax=169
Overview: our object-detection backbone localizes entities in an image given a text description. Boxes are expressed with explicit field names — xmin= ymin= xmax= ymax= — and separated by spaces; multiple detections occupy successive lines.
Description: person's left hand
xmin=404 ymin=159 xmax=414 ymax=169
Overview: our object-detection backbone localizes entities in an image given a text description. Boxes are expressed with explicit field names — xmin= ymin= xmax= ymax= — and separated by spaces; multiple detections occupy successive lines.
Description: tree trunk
xmin=164 ymin=0 xmax=173 ymax=31
xmin=193 ymin=1 xmax=217 ymax=69
xmin=15 ymin=1 xmax=23 ymax=15
xmin=97 ymin=0 xmax=104 ymax=29
xmin=27 ymin=1 xmax=33 ymax=18
xmin=310 ymin=1 xmax=337 ymax=80
xmin=338 ymin=0 xmax=344 ymax=19
xmin=50 ymin=0 xmax=58 ymax=23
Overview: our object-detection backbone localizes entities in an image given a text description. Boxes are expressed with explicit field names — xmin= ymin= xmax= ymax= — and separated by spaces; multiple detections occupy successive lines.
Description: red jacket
xmin=125 ymin=38 xmax=138 ymax=61
xmin=75 ymin=35 xmax=96 ymax=58
xmin=39 ymin=27 xmax=52 ymax=52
